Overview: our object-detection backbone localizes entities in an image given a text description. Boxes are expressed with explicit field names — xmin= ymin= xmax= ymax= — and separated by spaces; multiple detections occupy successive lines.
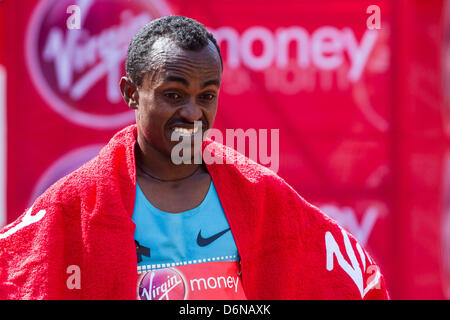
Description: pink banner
xmin=0 ymin=0 xmax=448 ymax=299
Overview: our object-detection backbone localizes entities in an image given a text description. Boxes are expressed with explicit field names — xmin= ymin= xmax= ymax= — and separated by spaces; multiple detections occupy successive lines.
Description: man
xmin=0 ymin=16 xmax=388 ymax=300
xmin=122 ymin=15 xmax=244 ymax=300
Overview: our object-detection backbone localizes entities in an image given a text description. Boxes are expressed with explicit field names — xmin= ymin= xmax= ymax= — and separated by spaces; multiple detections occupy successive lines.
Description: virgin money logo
xmin=138 ymin=268 xmax=187 ymax=300
xmin=25 ymin=0 xmax=171 ymax=128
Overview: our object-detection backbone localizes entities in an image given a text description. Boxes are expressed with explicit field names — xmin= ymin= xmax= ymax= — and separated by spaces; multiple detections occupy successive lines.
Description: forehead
xmin=145 ymin=37 xmax=222 ymax=86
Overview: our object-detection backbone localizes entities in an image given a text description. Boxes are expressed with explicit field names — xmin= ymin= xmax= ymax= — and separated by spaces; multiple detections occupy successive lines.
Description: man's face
xmin=121 ymin=37 xmax=222 ymax=158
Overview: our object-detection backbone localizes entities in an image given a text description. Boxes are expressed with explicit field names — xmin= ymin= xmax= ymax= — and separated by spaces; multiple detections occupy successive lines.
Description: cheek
xmin=205 ymin=104 xmax=218 ymax=127
xmin=136 ymin=99 xmax=156 ymax=134
xmin=137 ymin=95 xmax=155 ymax=124
xmin=139 ymin=108 xmax=161 ymax=133
xmin=137 ymin=98 xmax=173 ymax=137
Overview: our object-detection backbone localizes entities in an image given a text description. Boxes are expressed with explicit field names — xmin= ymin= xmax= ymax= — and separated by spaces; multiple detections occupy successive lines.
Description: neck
xmin=135 ymin=134 xmax=202 ymax=181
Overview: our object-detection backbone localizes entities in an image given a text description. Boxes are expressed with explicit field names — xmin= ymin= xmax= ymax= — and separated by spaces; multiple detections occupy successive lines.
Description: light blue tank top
xmin=132 ymin=181 xmax=239 ymax=268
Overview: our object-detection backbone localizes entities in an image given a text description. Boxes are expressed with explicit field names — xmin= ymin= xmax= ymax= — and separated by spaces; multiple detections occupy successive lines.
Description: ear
xmin=119 ymin=77 xmax=139 ymax=109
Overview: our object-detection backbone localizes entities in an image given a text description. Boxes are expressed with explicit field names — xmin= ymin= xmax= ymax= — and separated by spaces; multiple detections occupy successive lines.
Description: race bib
xmin=136 ymin=261 xmax=246 ymax=300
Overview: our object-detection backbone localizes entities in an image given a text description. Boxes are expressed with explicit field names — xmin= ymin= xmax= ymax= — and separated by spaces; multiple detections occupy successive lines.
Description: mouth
xmin=171 ymin=126 xmax=200 ymax=137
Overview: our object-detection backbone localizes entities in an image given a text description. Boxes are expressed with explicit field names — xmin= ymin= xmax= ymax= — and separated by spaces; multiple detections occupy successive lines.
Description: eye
xmin=199 ymin=93 xmax=216 ymax=101
xmin=164 ymin=92 xmax=182 ymax=101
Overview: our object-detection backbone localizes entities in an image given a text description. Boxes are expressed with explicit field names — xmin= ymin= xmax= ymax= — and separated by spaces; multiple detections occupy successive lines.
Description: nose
xmin=178 ymin=100 xmax=203 ymax=123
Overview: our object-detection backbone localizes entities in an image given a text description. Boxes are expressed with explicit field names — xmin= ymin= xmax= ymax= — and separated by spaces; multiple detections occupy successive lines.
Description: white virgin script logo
xmin=0 ymin=206 xmax=46 ymax=239
xmin=325 ymin=228 xmax=381 ymax=298
xmin=42 ymin=7 xmax=150 ymax=103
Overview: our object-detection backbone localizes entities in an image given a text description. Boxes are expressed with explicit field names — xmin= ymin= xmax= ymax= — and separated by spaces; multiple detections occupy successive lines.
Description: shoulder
xmin=203 ymin=139 xmax=284 ymax=184
xmin=204 ymin=140 xmax=363 ymax=261
xmin=204 ymin=139 xmax=336 ymax=226
xmin=28 ymin=125 xmax=137 ymax=216
xmin=203 ymin=140 xmax=389 ymax=299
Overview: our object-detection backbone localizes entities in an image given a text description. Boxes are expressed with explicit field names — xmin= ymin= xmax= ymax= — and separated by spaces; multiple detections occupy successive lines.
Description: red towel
xmin=0 ymin=125 xmax=389 ymax=299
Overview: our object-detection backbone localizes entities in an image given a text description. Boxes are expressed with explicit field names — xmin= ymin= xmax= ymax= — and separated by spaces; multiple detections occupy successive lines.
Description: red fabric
xmin=0 ymin=125 xmax=389 ymax=299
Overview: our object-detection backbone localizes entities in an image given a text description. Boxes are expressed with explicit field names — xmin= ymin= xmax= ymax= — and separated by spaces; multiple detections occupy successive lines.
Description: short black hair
xmin=126 ymin=15 xmax=223 ymax=88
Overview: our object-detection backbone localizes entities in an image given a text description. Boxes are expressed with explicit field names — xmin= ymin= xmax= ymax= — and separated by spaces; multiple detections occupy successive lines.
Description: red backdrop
xmin=0 ymin=0 xmax=448 ymax=299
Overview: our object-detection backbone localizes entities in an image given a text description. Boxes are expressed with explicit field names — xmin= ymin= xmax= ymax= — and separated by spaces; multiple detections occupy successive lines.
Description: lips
xmin=172 ymin=126 xmax=199 ymax=136
xmin=167 ymin=119 xmax=206 ymax=139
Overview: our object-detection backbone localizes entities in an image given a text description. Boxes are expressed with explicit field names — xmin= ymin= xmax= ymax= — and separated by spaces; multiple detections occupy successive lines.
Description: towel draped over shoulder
xmin=0 ymin=125 xmax=389 ymax=299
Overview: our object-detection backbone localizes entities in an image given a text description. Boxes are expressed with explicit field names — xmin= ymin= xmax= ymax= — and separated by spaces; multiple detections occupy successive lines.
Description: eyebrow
xmin=165 ymin=76 xmax=189 ymax=87
xmin=201 ymin=79 xmax=220 ymax=89
xmin=164 ymin=76 xmax=220 ymax=89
